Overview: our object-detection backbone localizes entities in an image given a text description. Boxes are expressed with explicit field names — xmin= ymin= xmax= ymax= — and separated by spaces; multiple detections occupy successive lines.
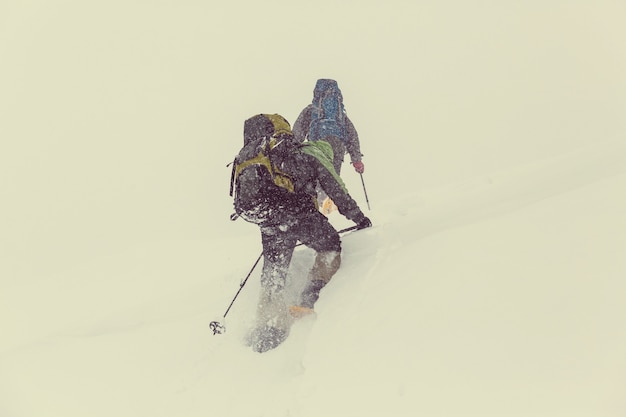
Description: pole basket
xmin=210 ymin=321 xmax=226 ymax=335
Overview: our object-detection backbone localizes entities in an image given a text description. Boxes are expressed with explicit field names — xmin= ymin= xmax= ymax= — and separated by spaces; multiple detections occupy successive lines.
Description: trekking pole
xmin=293 ymin=225 xmax=359 ymax=249
xmin=210 ymin=251 xmax=262 ymax=335
xmin=359 ymin=173 xmax=371 ymax=210
xmin=209 ymin=225 xmax=361 ymax=335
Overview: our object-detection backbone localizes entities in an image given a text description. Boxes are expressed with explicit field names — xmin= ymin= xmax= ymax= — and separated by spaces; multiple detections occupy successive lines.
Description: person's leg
xmin=330 ymin=138 xmax=345 ymax=176
xmin=294 ymin=213 xmax=342 ymax=309
xmin=259 ymin=226 xmax=296 ymax=295
xmin=250 ymin=226 xmax=297 ymax=352
xmin=300 ymin=251 xmax=341 ymax=308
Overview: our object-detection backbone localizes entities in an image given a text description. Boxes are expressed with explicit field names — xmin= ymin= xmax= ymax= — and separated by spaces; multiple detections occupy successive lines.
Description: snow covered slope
xmin=2 ymin=1 xmax=626 ymax=416
xmin=2 ymin=141 xmax=625 ymax=417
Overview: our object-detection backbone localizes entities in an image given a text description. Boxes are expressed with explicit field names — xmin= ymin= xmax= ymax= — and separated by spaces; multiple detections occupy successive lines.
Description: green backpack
xmin=229 ymin=114 xmax=296 ymax=224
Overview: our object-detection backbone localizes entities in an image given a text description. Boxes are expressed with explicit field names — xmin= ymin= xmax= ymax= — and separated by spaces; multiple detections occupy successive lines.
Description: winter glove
xmin=355 ymin=216 xmax=372 ymax=230
xmin=352 ymin=160 xmax=365 ymax=174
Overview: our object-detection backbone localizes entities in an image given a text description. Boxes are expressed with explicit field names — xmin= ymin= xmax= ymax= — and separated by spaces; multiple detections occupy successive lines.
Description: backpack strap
xmin=229 ymin=158 xmax=237 ymax=197
xmin=234 ymin=152 xmax=294 ymax=193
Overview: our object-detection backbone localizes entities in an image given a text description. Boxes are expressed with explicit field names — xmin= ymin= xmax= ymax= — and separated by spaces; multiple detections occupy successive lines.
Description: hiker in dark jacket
xmin=292 ymin=79 xmax=365 ymax=176
xmin=231 ymin=113 xmax=371 ymax=352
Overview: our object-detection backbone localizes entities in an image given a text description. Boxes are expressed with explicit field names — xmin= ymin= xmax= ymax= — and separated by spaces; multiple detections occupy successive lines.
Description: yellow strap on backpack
xmin=235 ymin=152 xmax=294 ymax=193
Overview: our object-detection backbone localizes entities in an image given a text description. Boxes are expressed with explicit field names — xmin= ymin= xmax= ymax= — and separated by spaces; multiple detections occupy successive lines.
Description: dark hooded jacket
xmin=292 ymin=79 xmax=363 ymax=163
xmin=232 ymin=114 xmax=366 ymax=227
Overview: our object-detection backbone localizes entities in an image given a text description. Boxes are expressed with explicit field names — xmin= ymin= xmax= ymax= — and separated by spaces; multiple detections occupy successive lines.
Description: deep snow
xmin=2 ymin=141 xmax=626 ymax=417
xmin=2 ymin=1 xmax=626 ymax=416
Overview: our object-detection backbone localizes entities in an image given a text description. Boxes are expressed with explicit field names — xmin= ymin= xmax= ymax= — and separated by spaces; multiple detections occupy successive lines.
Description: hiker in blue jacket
xmin=293 ymin=79 xmax=365 ymax=176
xmin=293 ymin=79 xmax=365 ymax=213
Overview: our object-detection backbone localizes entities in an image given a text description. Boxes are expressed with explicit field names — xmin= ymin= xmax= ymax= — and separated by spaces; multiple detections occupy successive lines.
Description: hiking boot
xmin=288 ymin=305 xmax=315 ymax=318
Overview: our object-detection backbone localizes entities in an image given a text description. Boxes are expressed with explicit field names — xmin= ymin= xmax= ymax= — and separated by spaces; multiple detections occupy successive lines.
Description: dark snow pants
xmin=259 ymin=211 xmax=341 ymax=293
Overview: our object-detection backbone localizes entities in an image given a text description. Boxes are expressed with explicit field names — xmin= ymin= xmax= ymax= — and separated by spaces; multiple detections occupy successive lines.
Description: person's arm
xmin=344 ymin=116 xmax=362 ymax=163
xmin=314 ymin=155 xmax=370 ymax=227
xmin=292 ymin=106 xmax=312 ymax=143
